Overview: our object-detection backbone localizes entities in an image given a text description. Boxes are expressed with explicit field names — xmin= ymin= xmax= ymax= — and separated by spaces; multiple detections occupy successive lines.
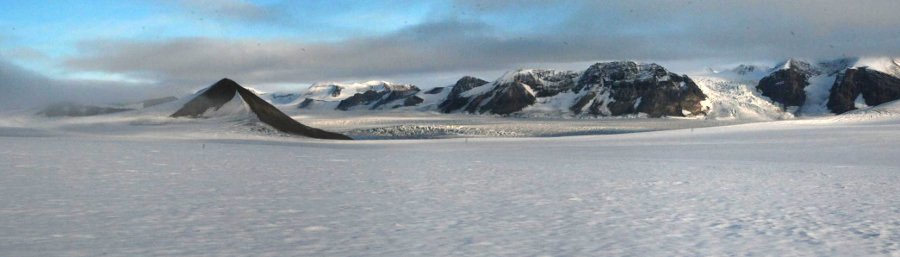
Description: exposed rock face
xmin=448 ymin=70 xmax=579 ymax=115
xmin=297 ymin=98 xmax=315 ymax=109
xmin=299 ymin=84 xmax=343 ymax=99
xmin=437 ymin=62 xmax=706 ymax=117
xmin=403 ymin=96 xmax=424 ymax=106
xmin=37 ymin=102 xmax=131 ymax=117
xmin=294 ymin=81 xmax=391 ymax=109
xmin=818 ymin=58 xmax=857 ymax=76
xmin=372 ymin=85 xmax=421 ymax=109
xmin=336 ymin=91 xmax=381 ymax=110
xmin=269 ymin=92 xmax=302 ymax=104
xmin=438 ymin=76 xmax=489 ymax=113
xmin=475 ymin=82 xmax=538 ymax=115
xmin=756 ymin=67 xmax=809 ymax=109
xmin=506 ymin=70 xmax=579 ymax=97
xmin=329 ymin=86 xmax=342 ymax=97
xmin=336 ymin=84 xmax=421 ymax=110
xmin=732 ymin=65 xmax=762 ymax=76
xmin=827 ymin=68 xmax=900 ymax=114
xmin=423 ymin=87 xmax=444 ymax=94
xmin=172 ymin=78 xmax=351 ymax=140
xmin=572 ymin=61 xmax=707 ymax=117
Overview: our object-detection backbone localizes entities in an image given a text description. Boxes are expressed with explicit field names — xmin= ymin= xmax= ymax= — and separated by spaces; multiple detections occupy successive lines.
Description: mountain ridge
xmin=172 ymin=78 xmax=352 ymax=140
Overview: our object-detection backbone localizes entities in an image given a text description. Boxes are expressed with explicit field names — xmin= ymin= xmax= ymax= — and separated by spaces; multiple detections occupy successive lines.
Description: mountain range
xmin=32 ymin=57 xmax=900 ymax=139
xmin=279 ymin=57 xmax=900 ymax=118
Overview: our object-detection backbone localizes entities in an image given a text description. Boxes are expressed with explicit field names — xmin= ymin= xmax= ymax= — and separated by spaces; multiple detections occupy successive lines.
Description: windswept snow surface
xmin=4 ymin=107 xmax=900 ymax=256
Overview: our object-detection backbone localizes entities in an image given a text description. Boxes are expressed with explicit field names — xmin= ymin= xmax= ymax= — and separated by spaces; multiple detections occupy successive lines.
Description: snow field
xmin=2 ymin=114 xmax=900 ymax=256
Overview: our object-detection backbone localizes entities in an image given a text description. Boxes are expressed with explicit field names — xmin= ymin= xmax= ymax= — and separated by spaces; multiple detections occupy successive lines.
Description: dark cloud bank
xmin=4 ymin=0 xmax=900 ymax=110
xmin=67 ymin=0 xmax=900 ymax=85
xmin=0 ymin=59 xmax=182 ymax=110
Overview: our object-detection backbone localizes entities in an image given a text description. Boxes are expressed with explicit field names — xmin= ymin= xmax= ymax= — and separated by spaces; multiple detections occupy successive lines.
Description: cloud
xmin=60 ymin=0 xmax=900 ymax=89
xmin=57 ymin=19 xmax=716 ymax=86
xmin=2 ymin=47 xmax=50 ymax=61
xmin=0 ymin=58 xmax=185 ymax=110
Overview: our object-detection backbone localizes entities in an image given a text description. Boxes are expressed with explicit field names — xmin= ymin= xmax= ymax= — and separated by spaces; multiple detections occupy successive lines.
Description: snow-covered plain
xmin=2 ymin=105 xmax=900 ymax=256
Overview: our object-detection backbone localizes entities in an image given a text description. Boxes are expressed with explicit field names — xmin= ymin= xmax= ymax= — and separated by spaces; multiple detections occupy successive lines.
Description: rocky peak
xmin=335 ymin=83 xmax=421 ymax=111
xmin=497 ymin=69 xmax=579 ymax=97
xmin=438 ymin=76 xmax=489 ymax=113
xmin=172 ymin=78 xmax=351 ymax=140
xmin=817 ymin=58 xmax=857 ymax=76
xmin=452 ymin=76 xmax=489 ymax=93
xmin=572 ymin=61 xmax=707 ymax=117
xmin=732 ymin=64 xmax=768 ymax=76
xmin=574 ymin=61 xmax=673 ymax=93
xmin=302 ymin=80 xmax=394 ymax=100
xmin=827 ymin=67 xmax=900 ymax=114
xmin=773 ymin=58 xmax=822 ymax=77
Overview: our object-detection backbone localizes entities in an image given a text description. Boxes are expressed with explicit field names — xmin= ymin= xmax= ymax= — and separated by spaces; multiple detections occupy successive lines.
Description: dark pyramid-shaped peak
xmin=172 ymin=78 xmax=352 ymax=140
xmin=172 ymin=78 xmax=243 ymax=118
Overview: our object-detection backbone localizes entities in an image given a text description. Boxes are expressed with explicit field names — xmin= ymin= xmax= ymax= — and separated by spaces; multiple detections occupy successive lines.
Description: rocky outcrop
xmin=403 ymin=96 xmax=424 ymax=107
xmin=269 ymin=92 xmax=302 ymax=104
xmin=423 ymin=87 xmax=444 ymax=94
xmin=172 ymin=78 xmax=351 ymax=140
xmin=294 ymin=81 xmax=392 ymax=108
xmin=475 ymin=82 xmax=538 ymax=115
xmin=572 ymin=61 xmax=707 ymax=117
xmin=335 ymin=91 xmax=381 ymax=110
xmin=436 ymin=62 xmax=706 ymax=117
xmin=438 ymin=76 xmax=489 ymax=113
xmin=756 ymin=67 xmax=809 ymax=109
xmin=827 ymin=68 xmax=900 ymax=114
xmin=450 ymin=70 xmax=578 ymax=115
xmin=297 ymin=98 xmax=315 ymax=109
xmin=732 ymin=65 xmax=764 ymax=76
xmin=507 ymin=70 xmax=579 ymax=97
xmin=373 ymin=86 xmax=421 ymax=109
xmin=336 ymin=84 xmax=421 ymax=110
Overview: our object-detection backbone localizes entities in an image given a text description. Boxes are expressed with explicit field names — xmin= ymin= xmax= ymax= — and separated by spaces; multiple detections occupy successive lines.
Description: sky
xmin=1 ymin=0 xmax=900 ymax=109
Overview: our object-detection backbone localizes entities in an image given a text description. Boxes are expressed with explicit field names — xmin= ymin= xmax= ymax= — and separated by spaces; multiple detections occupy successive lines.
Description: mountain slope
xmin=749 ymin=57 xmax=900 ymax=115
xmin=293 ymin=81 xmax=424 ymax=110
xmin=433 ymin=62 xmax=707 ymax=117
xmin=438 ymin=76 xmax=490 ymax=113
xmin=756 ymin=59 xmax=811 ymax=110
xmin=827 ymin=67 xmax=900 ymax=114
xmin=569 ymin=61 xmax=707 ymax=117
xmin=172 ymin=78 xmax=352 ymax=140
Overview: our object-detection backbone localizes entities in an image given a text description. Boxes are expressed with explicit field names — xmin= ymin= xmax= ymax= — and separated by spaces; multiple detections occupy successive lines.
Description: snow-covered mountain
xmin=441 ymin=69 xmax=581 ymax=115
xmin=828 ymin=63 xmax=900 ymax=114
xmin=334 ymin=83 xmax=421 ymax=111
xmin=289 ymin=81 xmax=423 ymax=110
xmin=281 ymin=57 xmax=899 ymax=120
xmin=437 ymin=76 xmax=490 ymax=113
xmin=749 ymin=57 xmax=900 ymax=115
xmin=297 ymin=61 xmax=709 ymax=118
xmin=568 ymin=62 xmax=707 ymax=117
